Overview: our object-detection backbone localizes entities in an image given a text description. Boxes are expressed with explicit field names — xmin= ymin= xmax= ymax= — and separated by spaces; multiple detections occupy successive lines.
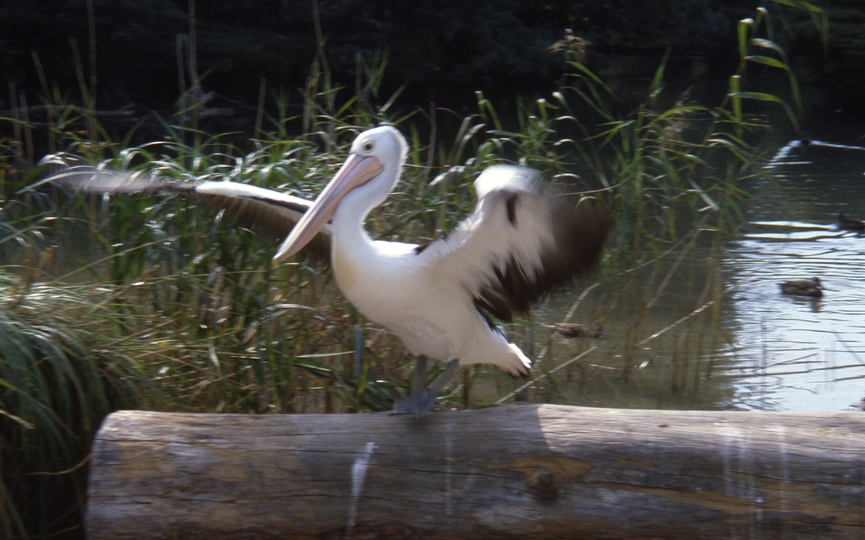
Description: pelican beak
xmin=272 ymin=153 xmax=383 ymax=265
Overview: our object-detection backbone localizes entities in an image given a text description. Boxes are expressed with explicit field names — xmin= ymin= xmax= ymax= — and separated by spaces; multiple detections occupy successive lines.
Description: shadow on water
xmin=480 ymin=126 xmax=865 ymax=413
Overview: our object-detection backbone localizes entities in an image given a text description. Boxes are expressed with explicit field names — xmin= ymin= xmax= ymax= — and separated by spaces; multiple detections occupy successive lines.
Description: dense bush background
xmin=2 ymin=0 xmax=857 ymax=134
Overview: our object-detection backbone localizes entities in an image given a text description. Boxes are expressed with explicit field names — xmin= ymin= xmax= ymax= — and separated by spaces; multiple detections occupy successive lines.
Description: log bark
xmin=86 ymin=405 xmax=865 ymax=539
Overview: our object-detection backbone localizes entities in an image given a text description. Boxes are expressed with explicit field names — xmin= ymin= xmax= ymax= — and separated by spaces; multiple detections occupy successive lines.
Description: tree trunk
xmin=86 ymin=404 xmax=865 ymax=539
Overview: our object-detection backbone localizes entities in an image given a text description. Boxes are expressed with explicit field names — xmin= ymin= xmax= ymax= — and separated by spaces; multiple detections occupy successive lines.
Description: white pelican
xmin=274 ymin=126 xmax=610 ymax=412
xmin=41 ymin=126 xmax=611 ymax=413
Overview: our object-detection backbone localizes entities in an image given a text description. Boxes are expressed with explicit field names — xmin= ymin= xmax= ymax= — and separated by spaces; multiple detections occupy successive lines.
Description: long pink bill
xmin=272 ymin=153 xmax=383 ymax=265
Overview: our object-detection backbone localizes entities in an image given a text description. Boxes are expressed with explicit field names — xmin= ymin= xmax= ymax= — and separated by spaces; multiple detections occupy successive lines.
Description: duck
xmin=549 ymin=321 xmax=605 ymax=338
xmin=837 ymin=212 xmax=865 ymax=232
xmin=779 ymin=277 xmax=823 ymax=298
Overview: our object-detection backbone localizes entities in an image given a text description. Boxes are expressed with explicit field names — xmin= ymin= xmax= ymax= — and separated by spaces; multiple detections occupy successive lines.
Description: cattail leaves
xmin=733 ymin=1 xmax=826 ymax=136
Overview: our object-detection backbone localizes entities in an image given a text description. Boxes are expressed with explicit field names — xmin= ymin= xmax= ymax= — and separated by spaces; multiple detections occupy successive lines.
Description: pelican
xmin=273 ymin=126 xmax=610 ymax=411
xmin=41 ymin=126 xmax=612 ymax=413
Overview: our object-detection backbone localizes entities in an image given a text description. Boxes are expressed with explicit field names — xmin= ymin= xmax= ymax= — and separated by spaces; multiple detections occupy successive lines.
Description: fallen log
xmin=87 ymin=404 xmax=865 ymax=539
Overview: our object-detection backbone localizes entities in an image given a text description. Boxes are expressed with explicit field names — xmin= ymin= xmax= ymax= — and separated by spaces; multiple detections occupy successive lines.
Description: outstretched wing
xmin=415 ymin=165 xmax=611 ymax=321
xmin=40 ymin=165 xmax=331 ymax=258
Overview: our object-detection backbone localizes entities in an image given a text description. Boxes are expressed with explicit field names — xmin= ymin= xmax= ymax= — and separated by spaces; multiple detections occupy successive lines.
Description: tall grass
xmin=0 ymin=267 xmax=149 ymax=538
xmin=0 ymin=2 xmax=823 ymax=537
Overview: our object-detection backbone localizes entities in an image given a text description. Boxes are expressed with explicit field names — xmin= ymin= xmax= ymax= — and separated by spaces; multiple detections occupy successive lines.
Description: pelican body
xmin=275 ymin=127 xmax=610 ymax=384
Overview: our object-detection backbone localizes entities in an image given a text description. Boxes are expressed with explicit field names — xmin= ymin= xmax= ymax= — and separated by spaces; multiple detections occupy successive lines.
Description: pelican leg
xmin=412 ymin=355 xmax=429 ymax=396
xmin=393 ymin=357 xmax=459 ymax=414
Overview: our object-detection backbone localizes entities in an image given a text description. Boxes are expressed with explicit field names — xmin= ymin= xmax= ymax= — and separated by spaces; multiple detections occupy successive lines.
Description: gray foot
xmin=393 ymin=389 xmax=439 ymax=415
xmin=390 ymin=358 xmax=459 ymax=415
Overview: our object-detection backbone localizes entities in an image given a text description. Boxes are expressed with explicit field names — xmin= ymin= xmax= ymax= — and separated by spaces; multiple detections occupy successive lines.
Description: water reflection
xmin=485 ymin=130 xmax=865 ymax=413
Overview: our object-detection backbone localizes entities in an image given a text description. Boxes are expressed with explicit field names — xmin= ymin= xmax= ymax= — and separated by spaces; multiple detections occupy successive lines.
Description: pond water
xmin=481 ymin=120 xmax=865 ymax=412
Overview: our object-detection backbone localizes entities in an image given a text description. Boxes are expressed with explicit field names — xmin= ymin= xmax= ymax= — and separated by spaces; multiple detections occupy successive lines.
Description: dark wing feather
xmin=418 ymin=165 xmax=611 ymax=323
xmin=190 ymin=182 xmax=330 ymax=257
xmin=475 ymin=192 xmax=610 ymax=321
xmin=40 ymin=166 xmax=172 ymax=193
xmin=41 ymin=165 xmax=331 ymax=258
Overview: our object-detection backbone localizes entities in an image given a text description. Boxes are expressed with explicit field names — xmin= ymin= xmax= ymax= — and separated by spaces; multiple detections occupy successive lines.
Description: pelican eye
xmin=362 ymin=141 xmax=374 ymax=153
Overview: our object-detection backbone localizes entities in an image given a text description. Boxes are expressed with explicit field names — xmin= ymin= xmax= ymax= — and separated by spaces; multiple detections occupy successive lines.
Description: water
xmin=725 ymin=134 xmax=865 ymax=411
xmin=486 ymin=127 xmax=865 ymax=412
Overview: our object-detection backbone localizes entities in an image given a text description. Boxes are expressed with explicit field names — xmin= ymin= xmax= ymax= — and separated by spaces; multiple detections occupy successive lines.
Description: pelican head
xmin=273 ymin=126 xmax=407 ymax=264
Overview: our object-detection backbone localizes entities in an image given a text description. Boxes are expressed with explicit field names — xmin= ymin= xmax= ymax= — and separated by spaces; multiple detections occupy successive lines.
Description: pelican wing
xmin=416 ymin=165 xmax=611 ymax=322
xmin=42 ymin=166 xmax=331 ymax=257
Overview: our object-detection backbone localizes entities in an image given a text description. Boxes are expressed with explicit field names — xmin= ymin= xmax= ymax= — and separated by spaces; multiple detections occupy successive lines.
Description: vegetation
xmin=2 ymin=0 xmax=851 ymax=132
xmin=0 ymin=1 xmax=764 ymax=115
xmin=0 ymin=1 xmax=825 ymax=538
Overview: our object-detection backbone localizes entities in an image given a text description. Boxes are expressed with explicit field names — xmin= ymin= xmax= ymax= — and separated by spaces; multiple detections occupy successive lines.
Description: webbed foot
xmin=389 ymin=357 xmax=459 ymax=415
xmin=393 ymin=389 xmax=440 ymax=414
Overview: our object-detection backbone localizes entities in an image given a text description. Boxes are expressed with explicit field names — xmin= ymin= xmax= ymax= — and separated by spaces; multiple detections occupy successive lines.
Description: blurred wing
xmin=416 ymin=165 xmax=611 ymax=321
xmin=190 ymin=182 xmax=330 ymax=255
xmin=41 ymin=166 xmax=331 ymax=258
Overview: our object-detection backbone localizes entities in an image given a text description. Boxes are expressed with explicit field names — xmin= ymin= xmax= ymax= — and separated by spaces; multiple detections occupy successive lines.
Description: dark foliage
xmin=1 ymin=0 xmax=758 ymax=114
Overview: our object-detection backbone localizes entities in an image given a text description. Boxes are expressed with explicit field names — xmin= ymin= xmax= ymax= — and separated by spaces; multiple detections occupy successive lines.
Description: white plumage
xmin=275 ymin=126 xmax=610 ymax=382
